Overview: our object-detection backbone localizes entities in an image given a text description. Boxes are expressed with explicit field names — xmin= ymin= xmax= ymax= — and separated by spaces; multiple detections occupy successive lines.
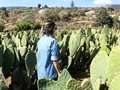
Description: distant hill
xmin=6 ymin=6 xmax=28 ymax=9
xmin=109 ymin=4 xmax=120 ymax=10
xmin=0 ymin=6 xmax=36 ymax=10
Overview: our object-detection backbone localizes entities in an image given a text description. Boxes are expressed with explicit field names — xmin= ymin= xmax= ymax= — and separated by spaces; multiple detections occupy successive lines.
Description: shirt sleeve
xmin=51 ymin=40 xmax=59 ymax=61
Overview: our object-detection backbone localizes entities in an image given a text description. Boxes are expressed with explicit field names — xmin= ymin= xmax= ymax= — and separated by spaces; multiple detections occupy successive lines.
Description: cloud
xmin=93 ymin=0 xmax=112 ymax=5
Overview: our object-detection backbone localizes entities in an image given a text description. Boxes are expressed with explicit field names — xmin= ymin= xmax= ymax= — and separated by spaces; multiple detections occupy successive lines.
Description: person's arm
xmin=53 ymin=60 xmax=60 ymax=77
xmin=51 ymin=40 xmax=60 ymax=76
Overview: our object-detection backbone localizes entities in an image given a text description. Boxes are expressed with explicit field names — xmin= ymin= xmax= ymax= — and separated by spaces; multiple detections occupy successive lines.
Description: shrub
xmin=58 ymin=10 xmax=70 ymax=21
xmin=20 ymin=14 xmax=35 ymax=24
xmin=31 ymin=23 xmax=41 ymax=30
xmin=0 ymin=21 xmax=5 ymax=32
xmin=14 ymin=21 xmax=41 ymax=31
xmin=96 ymin=8 xmax=113 ymax=27
xmin=15 ymin=22 xmax=31 ymax=31
xmin=113 ymin=16 xmax=120 ymax=28
xmin=1 ymin=10 xmax=9 ymax=19
xmin=39 ymin=9 xmax=59 ymax=21
xmin=80 ymin=10 xmax=86 ymax=16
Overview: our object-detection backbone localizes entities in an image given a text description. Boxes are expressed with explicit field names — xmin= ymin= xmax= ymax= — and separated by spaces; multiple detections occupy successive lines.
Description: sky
xmin=0 ymin=0 xmax=120 ymax=7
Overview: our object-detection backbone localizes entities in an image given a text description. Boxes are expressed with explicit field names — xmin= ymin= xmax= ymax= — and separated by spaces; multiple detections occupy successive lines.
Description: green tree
xmin=71 ymin=0 xmax=74 ymax=8
xmin=0 ymin=7 xmax=6 ymax=11
xmin=44 ymin=5 xmax=48 ymax=8
xmin=38 ymin=3 xmax=41 ymax=8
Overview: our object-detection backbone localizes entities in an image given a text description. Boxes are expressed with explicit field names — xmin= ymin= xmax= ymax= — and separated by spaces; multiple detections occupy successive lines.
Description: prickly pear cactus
xmin=100 ymin=46 xmax=110 ymax=54
xmin=60 ymin=34 xmax=70 ymax=68
xmin=21 ymin=32 xmax=27 ymax=47
xmin=0 ymin=68 xmax=8 ymax=90
xmin=90 ymin=50 xmax=109 ymax=90
xmin=37 ymin=78 xmax=56 ymax=90
xmin=55 ymin=31 xmax=63 ymax=42
xmin=25 ymin=50 xmax=36 ymax=77
xmin=0 ymin=45 xmax=4 ymax=67
xmin=108 ymin=46 xmax=120 ymax=84
xmin=37 ymin=69 xmax=71 ymax=90
xmin=67 ymin=56 xmax=73 ymax=68
xmin=2 ymin=44 xmax=14 ymax=77
xmin=101 ymin=25 xmax=110 ymax=35
xmin=13 ymin=47 xmax=20 ymax=69
xmin=108 ymin=74 xmax=120 ymax=90
xmin=99 ymin=34 xmax=108 ymax=48
xmin=11 ymin=67 xmax=31 ymax=90
xmin=68 ymin=31 xmax=83 ymax=68
xmin=81 ymin=78 xmax=93 ymax=90
xmin=15 ymin=34 xmax=21 ymax=47
xmin=3 ymin=36 xmax=13 ymax=47
xmin=69 ymin=30 xmax=81 ymax=57
xmin=57 ymin=68 xmax=72 ymax=87
xmin=65 ymin=78 xmax=81 ymax=90
xmin=17 ymin=46 xmax=27 ymax=57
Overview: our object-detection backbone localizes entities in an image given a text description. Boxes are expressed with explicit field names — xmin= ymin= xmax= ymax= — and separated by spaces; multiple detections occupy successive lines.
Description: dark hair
xmin=44 ymin=21 xmax=56 ymax=35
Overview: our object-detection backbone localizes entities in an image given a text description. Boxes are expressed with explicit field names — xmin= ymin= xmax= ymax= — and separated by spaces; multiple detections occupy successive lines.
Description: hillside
xmin=110 ymin=4 xmax=120 ymax=10
xmin=0 ymin=6 xmax=120 ymax=31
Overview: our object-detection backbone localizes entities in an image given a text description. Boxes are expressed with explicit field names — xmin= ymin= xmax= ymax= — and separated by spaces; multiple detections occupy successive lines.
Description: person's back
xmin=37 ymin=21 xmax=60 ymax=80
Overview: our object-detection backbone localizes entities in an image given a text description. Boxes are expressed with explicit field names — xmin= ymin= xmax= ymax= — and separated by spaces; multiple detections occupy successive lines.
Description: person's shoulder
xmin=51 ymin=38 xmax=59 ymax=46
xmin=50 ymin=37 xmax=58 ymax=42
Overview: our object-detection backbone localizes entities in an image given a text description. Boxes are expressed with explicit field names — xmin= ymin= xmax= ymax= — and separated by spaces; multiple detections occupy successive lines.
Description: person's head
xmin=41 ymin=20 xmax=56 ymax=36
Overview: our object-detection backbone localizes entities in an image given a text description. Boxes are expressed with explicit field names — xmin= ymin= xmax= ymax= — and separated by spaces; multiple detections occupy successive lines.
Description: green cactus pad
xmin=17 ymin=46 xmax=27 ymax=57
xmin=21 ymin=32 xmax=27 ymax=46
xmin=108 ymin=46 xmax=120 ymax=84
xmin=15 ymin=34 xmax=21 ymax=47
xmin=69 ymin=31 xmax=81 ymax=57
xmin=65 ymin=78 xmax=81 ymax=90
xmin=37 ymin=68 xmax=71 ymax=90
xmin=37 ymin=78 xmax=56 ymax=90
xmin=67 ymin=56 xmax=73 ymax=68
xmin=0 ymin=45 xmax=4 ymax=67
xmin=2 ymin=45 xmax=14 ymax=77
xmin=81 ymin=78 xmax=93 ymax=90
xmin=25 ymin=50 xmax=36 ymax=77
xmin=109 ymin=74 xmax=120 ymax=90
xmin=90 ymin=50 xmax=108 ymax=90
xmin=99 ymin=34 xmax=108 ymax=48
xmin=11 ymin=67 xmax=31 ymax=90
xmin=0 ymin=68 xmax=8 ymax=90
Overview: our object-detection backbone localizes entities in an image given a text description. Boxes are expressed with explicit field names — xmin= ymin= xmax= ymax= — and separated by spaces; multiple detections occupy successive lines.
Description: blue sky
xmin=0 ymin=0 xmax=120 ymax=7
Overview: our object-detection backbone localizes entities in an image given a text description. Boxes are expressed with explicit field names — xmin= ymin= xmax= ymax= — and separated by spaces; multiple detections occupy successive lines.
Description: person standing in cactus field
xmin=37 ymin=20 xmax=60 ymax=80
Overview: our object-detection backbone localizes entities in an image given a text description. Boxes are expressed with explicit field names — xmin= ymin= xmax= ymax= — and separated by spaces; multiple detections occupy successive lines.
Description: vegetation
xmin=39 ymin=9 xmax=59 ymax=21
xmin=113 ymin=16 xmax=120 ymax=28
xmin=0 ymin=6 xmax=120 ymax=90
xmin=0 ymin=21 xmax=5 ymax=32
xmin=0 ymin=25 xmax=120 ymax=89
xmin=96 ymin=7 xmax=113 ymax=27
xmin=58 ymin=10 xmax=70 ymax=21
xmin=14 ymin=21 xmax=41 ymax=31
xmin=71 ymin=0 xmax=75 ymax=8
xmin=38 ymin=3 xmax=41 ymax=8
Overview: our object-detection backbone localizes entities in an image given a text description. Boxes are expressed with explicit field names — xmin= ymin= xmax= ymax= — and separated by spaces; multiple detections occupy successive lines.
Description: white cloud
xmin=93 ymin=0 xmax=112 ymax=5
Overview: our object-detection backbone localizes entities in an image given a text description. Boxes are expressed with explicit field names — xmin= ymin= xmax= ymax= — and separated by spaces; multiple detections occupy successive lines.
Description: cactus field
xmin=0 ymin=25 xmax=120 ymax=90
